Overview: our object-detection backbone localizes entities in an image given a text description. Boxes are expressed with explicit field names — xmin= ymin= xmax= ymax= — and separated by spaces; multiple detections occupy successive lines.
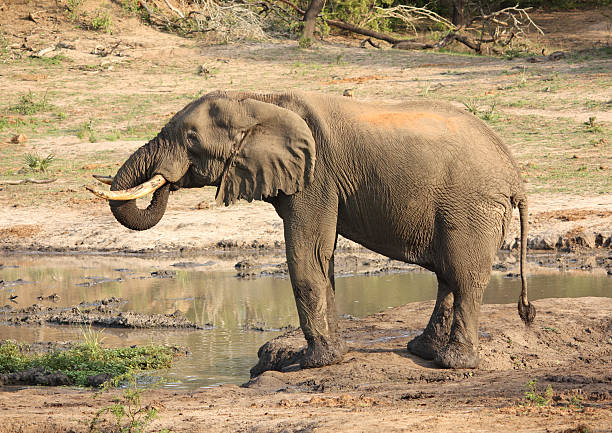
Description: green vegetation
xmin=65 ymin=0 xmax=113 ymax=33
xmin=90 ymin=9 xmax=114 ymax=33
xmin=24 ymin=153 xmax=55 ymax=173
xmin=8 ymin=91 xmax=54 ymax=115
xmin=0 ymin=335 xmax=180 ymax=387
xmin=77 ymin=119 xmax=99 ymax=142
xmin=462 ymin=98 xmax=500 ymax=123
xmin=0 ymin=31 xmax=9 ymax=62
xmin=88 ymin=377 xmax=169 ymax=433
xmin=583 ymin=116 xmax=603 ymax=133
xmin=66 ymin=0 xmax=85 ymax=21
xmin=522 ymin=379 xmax=553 ymax=407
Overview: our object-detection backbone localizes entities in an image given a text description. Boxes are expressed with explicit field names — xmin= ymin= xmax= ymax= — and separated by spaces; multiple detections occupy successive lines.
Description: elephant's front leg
xmin=285 ymin=197 xmax=347 ymax=369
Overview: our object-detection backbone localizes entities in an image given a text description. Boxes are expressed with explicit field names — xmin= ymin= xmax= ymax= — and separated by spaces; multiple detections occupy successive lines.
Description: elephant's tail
xmin=517 ymin=197 xmax=536 ymax=325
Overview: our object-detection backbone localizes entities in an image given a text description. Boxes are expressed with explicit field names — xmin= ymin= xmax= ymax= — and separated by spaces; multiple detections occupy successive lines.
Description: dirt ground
xmin=1 ymin=297 xmax=611 ymax=432
xmin=0 ymin=1 xmax=611 ymax=432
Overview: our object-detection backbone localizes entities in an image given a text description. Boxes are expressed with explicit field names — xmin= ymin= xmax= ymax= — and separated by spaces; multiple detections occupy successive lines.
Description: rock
xmin=151 ymin=270 xmax=177 ymax=278
xmin=0 ymin=368 xmax=71 ymax=386
xmin=56 ymin=41 xmax=76 ymax=50
xmin=10 ymin=134 xmax=27 ymax=144
xmin=86 ymin=373 xmax=112 ymax=387
xmin=235 ymin=260 xmax=253 ymax=270
xmin=528 ymin=235 xmax=556 ymax=250
xmin=570 ymin=232 xmax=596 ymax=249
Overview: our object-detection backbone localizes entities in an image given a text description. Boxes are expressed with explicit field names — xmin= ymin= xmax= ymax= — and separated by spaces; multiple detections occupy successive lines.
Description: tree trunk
xmin=452 ymin=0 xmax=465 ymax=26
xmin=301 ymin=0 xmax=326 ymax=41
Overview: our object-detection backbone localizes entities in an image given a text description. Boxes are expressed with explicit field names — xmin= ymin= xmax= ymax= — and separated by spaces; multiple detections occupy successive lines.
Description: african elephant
xmin=88 ymin=90 xmax=535 ymax=373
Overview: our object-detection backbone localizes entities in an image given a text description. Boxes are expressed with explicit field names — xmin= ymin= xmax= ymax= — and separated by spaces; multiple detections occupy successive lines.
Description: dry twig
xmin=0 ymin=178 xmax=57 ymax=185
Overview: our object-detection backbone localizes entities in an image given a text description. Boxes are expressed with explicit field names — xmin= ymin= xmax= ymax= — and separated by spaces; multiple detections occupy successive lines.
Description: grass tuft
xmin=24 ymin=153 xmax=55 ymax=173
xmin=9 ymin=91 xmax=54 ymax=115
xmin=0 ymin=338 xmax=181 ymax=387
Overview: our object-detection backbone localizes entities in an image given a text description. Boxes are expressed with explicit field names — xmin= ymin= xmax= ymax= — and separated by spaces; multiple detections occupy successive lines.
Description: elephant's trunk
xmin=109 ymin=140 xmax=170 ymax=231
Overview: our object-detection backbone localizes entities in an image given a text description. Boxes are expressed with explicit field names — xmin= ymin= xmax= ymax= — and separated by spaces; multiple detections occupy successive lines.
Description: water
xmin=1 ymin=255 xmax=610 ymax=388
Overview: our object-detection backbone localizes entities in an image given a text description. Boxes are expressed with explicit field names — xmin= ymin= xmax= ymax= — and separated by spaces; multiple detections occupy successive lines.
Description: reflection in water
xmin=0 ymin=255 xmax=610 ymax=388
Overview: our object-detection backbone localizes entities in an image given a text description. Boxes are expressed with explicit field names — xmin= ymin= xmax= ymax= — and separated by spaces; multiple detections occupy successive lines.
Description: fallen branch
xmin=31 ymin=45 xmax=55 ymax=58
xmin=163 ymin=0 xmax=185 ymax=18
xmin=326 ymin=19 xmax=404 ymax=44
xmin=360 ymin=38 xmax=381 ymax=49
xmin=267 ymin=0 xmax=541 ymax=54
xmin=0 ymin=178 xmax=57 ymax=185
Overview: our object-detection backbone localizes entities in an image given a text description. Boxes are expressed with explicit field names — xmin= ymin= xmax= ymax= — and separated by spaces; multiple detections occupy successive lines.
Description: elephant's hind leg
xmin=407 ymin=278 xmax=453 ymax=360
xmin=433 ymin=222 xmax=500 ymax=369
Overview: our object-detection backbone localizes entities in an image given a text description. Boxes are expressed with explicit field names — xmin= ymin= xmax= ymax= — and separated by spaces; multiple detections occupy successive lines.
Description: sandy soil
xmin=0 ymin=297 xmax=610 ymax=432
xmin=0 ymin=2 xmax=611 ymax=432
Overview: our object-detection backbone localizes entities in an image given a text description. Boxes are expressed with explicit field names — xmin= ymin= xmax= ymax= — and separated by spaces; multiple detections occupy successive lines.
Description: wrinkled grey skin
xmin=109 ymin=90 xmax=530 ymax=373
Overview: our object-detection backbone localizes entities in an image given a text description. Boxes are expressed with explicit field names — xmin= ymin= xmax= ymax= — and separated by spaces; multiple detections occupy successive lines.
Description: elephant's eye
xmin=186 ymin=130 xmax=200 ymax=145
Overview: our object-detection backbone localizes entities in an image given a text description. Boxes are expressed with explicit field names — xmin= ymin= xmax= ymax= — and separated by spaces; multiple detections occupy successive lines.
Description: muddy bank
xmin=246 ymin=297 xmax=612 ymax=388
xmin=0 ymin=297 xmax=610 ymax=432
xmin=0 ymin=297 xmax=205 ymax=329
xmin=233 ymin=249 xmax=612 ymax=279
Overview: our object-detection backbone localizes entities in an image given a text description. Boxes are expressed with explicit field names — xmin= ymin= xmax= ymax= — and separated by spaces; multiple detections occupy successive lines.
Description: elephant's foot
xmin=301 ymin=337 xmax=348 ymax=369
xmin=406 ymin=332 xmax=446 ymax=361
xmin=434 ymin=341 xmax=479 ymax=369
xmin=250 ymin=340 xmax=305 ymax=378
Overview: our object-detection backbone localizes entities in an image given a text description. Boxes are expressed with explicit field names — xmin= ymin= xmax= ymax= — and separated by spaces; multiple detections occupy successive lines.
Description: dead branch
xmin=360 ymin=38 xmax=380 ymax=49
xmin=163 ymin=0 xmax=185 ymax=18
xmin=374 ymin=5 xmax=455 ymax=36
xmin=269 ymin=0 xmax=542 ymax=54
xmin=466 ymin=5 xmax=543 ymax=35
xmin=325 ymin=19 xmax=403 ymax=44
xmin=1 ymin=178 xmax=57 ymax=185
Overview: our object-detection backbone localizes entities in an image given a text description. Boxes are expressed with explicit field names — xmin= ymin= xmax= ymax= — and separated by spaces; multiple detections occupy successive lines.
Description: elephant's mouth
xmin=86 ymin=174 xmax=167 ymax=200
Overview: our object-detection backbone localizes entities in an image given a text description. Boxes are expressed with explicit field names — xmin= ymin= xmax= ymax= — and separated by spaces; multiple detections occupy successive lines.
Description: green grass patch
xmin=8 ymin=91 xmax=54 ymax=115
xmin=27 ymin=54 xmax=69 ymax=66
xmin=89 ymin=9 xmax=113 ymax=33
xmin=0 ymin=336 xmax=181 ymax=387
xmin=521 ymin=379 xmax=553 ymax=407
xmin=24 ymin=153 xmax=55 ymax=173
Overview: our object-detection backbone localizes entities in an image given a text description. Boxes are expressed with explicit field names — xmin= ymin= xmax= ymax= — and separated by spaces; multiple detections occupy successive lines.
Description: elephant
xmin=87 ymin=90 xmax=535 ymax=373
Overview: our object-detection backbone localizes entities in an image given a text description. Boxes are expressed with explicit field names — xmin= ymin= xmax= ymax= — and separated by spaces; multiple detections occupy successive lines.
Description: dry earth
xmin=0 ymin=2 xmax=611 ymax=432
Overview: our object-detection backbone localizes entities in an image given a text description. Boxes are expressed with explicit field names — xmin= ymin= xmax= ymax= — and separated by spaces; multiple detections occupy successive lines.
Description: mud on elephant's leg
xmin=250 ymin=197 xmax=347 ymax=376
xmin=407 ymin=278 xmax=453 ymax=360
xmin=435 ymin=279 xmax=487 ymax=369
xmin=291 ymin=249 xmax=348 ymax=369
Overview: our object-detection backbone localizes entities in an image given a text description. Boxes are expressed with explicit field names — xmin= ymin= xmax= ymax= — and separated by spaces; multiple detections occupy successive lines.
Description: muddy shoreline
xmin=2 ymin=244 xmax=611 ymax=277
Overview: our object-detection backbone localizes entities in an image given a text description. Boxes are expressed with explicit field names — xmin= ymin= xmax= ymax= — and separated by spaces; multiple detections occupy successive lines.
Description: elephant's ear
xmin=214 ymin=98 xmax=316 ymax=206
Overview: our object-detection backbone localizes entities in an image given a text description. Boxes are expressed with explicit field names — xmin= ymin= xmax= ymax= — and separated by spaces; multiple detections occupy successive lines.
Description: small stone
xmin=197 ymin=65 xmax=212 ymax=76
xmin=11 ymin=134 xmax=27 ymax=144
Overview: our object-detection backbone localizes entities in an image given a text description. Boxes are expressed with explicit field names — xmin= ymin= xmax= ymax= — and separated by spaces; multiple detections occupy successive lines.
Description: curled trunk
xmin=110 ymin=142 xmax=170 ymax=231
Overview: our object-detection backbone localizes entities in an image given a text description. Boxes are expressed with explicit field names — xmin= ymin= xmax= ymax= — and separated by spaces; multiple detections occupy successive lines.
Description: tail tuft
xmin=518 ymin=300 xmax=536 ymax=326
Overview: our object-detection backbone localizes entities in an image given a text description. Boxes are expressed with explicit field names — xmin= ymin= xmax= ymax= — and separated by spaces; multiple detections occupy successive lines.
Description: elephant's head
xmin=88 ymin=93 xmax=316 ymax=231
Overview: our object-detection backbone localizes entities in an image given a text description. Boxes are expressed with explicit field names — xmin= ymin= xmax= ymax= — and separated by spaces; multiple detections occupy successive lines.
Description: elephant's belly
xmin=336 ymin=207 xmax=434 ymax=266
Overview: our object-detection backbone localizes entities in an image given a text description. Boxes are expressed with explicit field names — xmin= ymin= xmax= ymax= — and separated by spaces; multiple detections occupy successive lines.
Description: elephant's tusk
xmin=86 ymin=174 xmax=167 ymax=201
xmin=92 ymin=174 xmax=114 ymax=185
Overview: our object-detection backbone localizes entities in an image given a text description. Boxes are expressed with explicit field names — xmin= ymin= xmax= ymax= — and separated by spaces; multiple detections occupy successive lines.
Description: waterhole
xmin=1 ymin=255 xmax=610 ymax=388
